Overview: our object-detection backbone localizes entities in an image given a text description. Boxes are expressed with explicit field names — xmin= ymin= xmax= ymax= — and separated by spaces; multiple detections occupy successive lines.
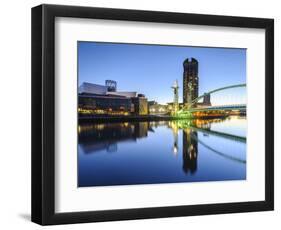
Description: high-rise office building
xmin=183 ymin=58 xmax=199 ymax=106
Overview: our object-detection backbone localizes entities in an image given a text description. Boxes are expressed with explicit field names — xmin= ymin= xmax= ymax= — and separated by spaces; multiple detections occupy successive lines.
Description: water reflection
xmin=182 ymin=129 xmax=198 ymax=174
xmin=78 ymin=122 xmax=150 ymax=153
xmin=78 ymin=116 xmax=246 ymax=187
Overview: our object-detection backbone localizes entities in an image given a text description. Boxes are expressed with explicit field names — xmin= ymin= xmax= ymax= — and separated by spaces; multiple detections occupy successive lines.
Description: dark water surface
xmin=78 ymin=116 xmax=246 ymax=187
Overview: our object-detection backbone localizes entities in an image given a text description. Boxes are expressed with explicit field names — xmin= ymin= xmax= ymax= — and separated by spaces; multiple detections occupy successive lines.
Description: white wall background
xmin=0 ymin=0 xmax=279 ymax=229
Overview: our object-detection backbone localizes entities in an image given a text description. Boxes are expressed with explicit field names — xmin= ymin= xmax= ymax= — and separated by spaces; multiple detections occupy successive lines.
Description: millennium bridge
xmin=176 ymin=83 xmax=246 ymax=116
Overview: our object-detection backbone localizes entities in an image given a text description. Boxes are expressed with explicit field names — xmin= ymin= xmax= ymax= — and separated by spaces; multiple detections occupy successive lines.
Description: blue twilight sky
xmin=78 ymin=42 xmax=246 ymax=104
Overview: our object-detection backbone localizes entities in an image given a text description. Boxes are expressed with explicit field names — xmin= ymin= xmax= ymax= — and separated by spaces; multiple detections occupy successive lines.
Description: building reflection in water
xmin=78 ymin=122 xmax=150 ymax=154
xmin=168 ymin=121 xmax=198 ymax=174
xmin=182 ymin=129 xmax=198 ymax=174
xmin=78 ymin=118 xmax=232 ymax=175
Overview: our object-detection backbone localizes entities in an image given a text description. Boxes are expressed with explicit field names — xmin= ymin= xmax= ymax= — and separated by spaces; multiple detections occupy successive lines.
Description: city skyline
xmin=77 ymin=41 xmax=247 ymax=187
xmin=78 ymin=41 xmax=246 ymax=105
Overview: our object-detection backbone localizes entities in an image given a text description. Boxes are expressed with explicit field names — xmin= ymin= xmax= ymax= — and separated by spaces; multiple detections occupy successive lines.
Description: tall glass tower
xmin=183 ymin=58 xmax=198 ymax=107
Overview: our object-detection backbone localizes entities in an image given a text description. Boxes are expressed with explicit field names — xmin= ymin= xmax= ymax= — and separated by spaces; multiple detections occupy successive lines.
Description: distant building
xmin=148 ymin=101 xmax=157 ymax=106
xmin=196 ymin=93 xmax=212 ymax=108
xmin=167 ymin=102 xmax=184 ymax=114
xmin=183 ymin=58 xmax=199 ymax=106
xmin=203 ymin=93 xmax=211 ymax=105
xmin=148 ymin=101 xmax=168 ymax=115
xmin=131 ymin=94 xmax=148 ymax=115
xmin=149 ymin=104 xmax=168 ymax=115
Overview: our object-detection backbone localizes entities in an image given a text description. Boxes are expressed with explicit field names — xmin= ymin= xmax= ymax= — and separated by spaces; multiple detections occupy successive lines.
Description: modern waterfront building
xmin=78 ymin=81 xmax=148 ymax=116
xmin=183 ymin=58 xmax=199 ymax=107
xmin=78 ymin=94 xmax=133 ymax=115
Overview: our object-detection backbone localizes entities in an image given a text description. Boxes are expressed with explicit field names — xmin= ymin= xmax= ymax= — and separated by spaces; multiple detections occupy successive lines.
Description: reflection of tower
xmin=171 ymin=80 xmax=179 ymax=114
xmin=183 ymin=58 xmax=198 ymax=107
xmin=182 ymin=129 xmax=198 ymax=174
xmin=170 ymin=122 xmax=179 ymax=155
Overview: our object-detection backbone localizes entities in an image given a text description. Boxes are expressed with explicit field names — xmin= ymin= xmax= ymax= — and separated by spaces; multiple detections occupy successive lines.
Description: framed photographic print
xmin=31 ymin=4 xmax=274 ymax=225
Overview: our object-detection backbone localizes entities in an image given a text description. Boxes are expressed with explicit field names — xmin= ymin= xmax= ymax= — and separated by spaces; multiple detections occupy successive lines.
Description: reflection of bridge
xmin=171 ymin=119 xmax=246 ymax=165
xmin=190 ymin=132 xmax=246 ymax=164
xmin=178 ymin=83 xmax=246 ymax=115
xmin=173 ymin=119 xmax=246 ymax=143
xmin=190 ymin=125 xmax=246 ymax=143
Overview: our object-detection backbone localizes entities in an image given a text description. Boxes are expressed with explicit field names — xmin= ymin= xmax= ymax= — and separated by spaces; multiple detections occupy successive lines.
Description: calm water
xmin=78 ymin=116 xmax=246 ymax=187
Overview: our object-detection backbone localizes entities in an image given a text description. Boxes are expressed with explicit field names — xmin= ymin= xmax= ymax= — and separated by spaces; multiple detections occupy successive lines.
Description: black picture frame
xmin=31 ymin=4 xmax=274 ymax=225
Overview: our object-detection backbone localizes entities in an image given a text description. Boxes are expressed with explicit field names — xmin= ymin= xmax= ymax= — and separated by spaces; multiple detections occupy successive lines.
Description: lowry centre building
xmin=78 ymin=80 xmax=148 ymax=116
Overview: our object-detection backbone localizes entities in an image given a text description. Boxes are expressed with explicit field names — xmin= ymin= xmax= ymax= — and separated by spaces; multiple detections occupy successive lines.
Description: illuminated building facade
xmin=148 ymin=101 xmax=168 ymax=115
xmin=183 ymin=58 xmax=199 ymax=107
xmin=149 ymin=103 xmax=168 ymax=115
xmin=78 ymin=81 xmax=148 ymax=116
xmin=78 ymin=94 xmax=133 ymax=115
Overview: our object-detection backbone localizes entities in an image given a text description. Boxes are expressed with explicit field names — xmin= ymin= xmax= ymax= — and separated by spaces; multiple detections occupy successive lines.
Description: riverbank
xmin=78 ymin=114 xmax=233 ymax=123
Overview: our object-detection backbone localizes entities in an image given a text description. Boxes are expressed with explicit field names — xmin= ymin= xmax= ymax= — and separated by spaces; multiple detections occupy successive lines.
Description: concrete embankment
xmin=78 ymin=114 xmax=229 ymax=123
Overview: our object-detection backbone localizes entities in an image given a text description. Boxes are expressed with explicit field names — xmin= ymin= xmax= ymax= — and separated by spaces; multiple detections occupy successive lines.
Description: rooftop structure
xmin=105 ymin=80 xmax=117 ymax=92
xmin=79 ymin=82 xmax=108 ymax=95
